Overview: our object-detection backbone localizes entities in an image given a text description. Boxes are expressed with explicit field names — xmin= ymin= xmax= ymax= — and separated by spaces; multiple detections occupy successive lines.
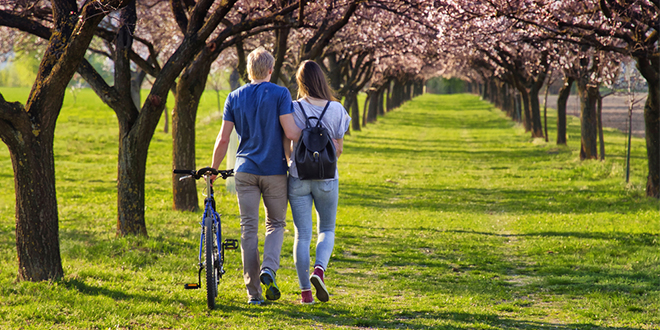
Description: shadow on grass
xmin=331 ymin=224 xmax=658 ymax=324
xmin=448 ymin=229 xmax=659 ymax=246
xmin=340 ymin=184 xmax=650 ymax=215
xmin=60 ymin=278 xmax=253 ymax=315
xmin=62 ymin=278 xmax=134 ymax=301
xmin=280 ymin=305 xmax=646 ymax=329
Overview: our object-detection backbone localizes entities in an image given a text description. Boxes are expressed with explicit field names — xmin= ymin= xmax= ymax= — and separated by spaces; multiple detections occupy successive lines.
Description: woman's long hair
xmin=296 ymin=60 xmax=338 ymax=101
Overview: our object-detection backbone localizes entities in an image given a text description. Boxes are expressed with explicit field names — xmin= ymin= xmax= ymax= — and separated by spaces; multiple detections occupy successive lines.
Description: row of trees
xmin=1 ymin=0 xmax=657 ymax=283
xmin=0 ymin=0 xmax=439 ymax=281
xmin=435 ymin=0 xmax=657 ymax=194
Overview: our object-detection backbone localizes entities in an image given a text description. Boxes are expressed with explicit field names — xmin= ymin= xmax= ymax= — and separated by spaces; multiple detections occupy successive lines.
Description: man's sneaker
xmin=259 ymin=268 xmax=281 ymax=301
xmin=301 ymin=289 xmax=314 ymax=305
xmin=310 ymin=266 xmax=329 ymax=302
xmin=247 ymin=297 xmax=264 ymax=305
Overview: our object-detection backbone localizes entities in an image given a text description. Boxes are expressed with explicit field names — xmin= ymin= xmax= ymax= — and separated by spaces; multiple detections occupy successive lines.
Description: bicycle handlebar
xmin=173 ymin=167 xmax=234 ymax=180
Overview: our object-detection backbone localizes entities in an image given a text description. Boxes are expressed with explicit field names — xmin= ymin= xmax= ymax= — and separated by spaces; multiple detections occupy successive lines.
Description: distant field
xmin=0 ymin=89 xmax=657 ymax=329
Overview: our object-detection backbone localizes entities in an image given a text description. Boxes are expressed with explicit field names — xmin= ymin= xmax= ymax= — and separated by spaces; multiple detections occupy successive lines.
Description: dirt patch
xmin=545 ymin=94 xmax=646 ymax=138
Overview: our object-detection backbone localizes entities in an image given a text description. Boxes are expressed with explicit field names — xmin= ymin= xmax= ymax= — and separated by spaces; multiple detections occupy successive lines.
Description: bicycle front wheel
xmin=205 ymin=217 xmax=217 ymax=310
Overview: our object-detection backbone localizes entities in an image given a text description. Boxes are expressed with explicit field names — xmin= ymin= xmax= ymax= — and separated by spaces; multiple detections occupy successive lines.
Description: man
xmin=211 ymin=47 xmax=301 ymax=305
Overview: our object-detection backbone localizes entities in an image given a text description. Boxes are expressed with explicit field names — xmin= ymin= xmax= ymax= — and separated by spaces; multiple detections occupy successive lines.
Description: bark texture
xmin=172 ymin=54 xmax=212 ymax=212
xmin=556 ymin=77 xmax=574 ymax=145
xmin=0 ymin=0 xmax=127 ymax=280
xmin=577 ymin=82 xmax=599 ymax=160
xmin=637 ymin=56 xmax=660 ymax=197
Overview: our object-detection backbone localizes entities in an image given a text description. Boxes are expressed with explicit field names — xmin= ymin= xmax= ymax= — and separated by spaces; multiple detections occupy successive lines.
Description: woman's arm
xmin=283 ymin=136 xmax=292 ymax=165
xmin=333 ymin=138 xmax=344 ymax=158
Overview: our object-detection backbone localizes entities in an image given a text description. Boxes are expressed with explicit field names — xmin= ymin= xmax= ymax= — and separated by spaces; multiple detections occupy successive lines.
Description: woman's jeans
xmin=288 ymin=176 xmax=338 ymax=291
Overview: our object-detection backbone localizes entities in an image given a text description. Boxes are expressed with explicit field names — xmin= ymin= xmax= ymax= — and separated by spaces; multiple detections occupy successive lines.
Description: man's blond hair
xmin=247 ymin=47 xmax=274 ymax=81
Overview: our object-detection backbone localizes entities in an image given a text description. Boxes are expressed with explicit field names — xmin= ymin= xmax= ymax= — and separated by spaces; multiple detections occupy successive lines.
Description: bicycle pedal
xmin=223 ymin=239 xmax=239 ymax=250
xmin=184 ymin=283 xmax=200 ymax=290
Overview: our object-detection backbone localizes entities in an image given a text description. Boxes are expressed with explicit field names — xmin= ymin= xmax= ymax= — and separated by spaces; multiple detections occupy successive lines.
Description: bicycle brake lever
xmin=179 ymin=175 xmax=193 ymax=181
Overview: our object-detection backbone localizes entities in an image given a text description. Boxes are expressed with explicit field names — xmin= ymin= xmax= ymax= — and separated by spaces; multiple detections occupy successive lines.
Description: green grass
xmin=0 ymin=87 xmax=658 ymax=329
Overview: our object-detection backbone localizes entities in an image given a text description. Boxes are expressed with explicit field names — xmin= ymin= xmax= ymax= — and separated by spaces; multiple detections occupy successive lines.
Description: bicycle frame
xmin=197 ymin=175 xmax=223 ymax=281
xmin=175 ymin=167 xmax=237 ymax=304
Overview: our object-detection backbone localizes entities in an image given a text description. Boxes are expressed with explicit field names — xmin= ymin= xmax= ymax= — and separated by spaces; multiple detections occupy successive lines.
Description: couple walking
xmin=211 ymin=48 xmax=351 ymax=305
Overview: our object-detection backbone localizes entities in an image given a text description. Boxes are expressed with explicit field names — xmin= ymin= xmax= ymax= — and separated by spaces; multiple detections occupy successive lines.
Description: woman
xmin=288 ymin=60 xmax=351 ymax=304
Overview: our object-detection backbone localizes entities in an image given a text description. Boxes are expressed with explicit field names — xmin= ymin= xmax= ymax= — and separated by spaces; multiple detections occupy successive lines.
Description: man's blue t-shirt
xmin=223 ymin=82 xmax=294 ymax=176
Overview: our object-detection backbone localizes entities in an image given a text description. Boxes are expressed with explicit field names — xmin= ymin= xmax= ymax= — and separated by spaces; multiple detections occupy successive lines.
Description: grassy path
xmin=0 ymin=90 xmax=657 ymax=329
xmin=335 ymin=94 xmax=657 ymax=329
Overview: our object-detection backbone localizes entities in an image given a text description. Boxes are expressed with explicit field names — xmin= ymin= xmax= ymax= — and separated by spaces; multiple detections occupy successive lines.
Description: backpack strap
xmin=316 ymin=101 xmax=331 ymax=128
xmin=297 ymin=100 xmax=331 ymax=128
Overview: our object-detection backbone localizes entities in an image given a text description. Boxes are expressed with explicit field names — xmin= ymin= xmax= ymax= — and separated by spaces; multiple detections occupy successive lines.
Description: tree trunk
xmin=362 ymin=92 xmax=370 ymax=126
xmin=163 ymin=107 xmax=169 ymax=133
xmin=577 ymin=81 xmax=599 ymax=160
xmin=484 ymin=79 xmax=491 ymax=101
xmin=116 ymin=124 xmax=149 ymax=236
xmin=414 ymin=80 xmax=424 ymax=96
xmin=229 ymin=67 xmax=241 ymax=91
xmin=556 ymin=77 xmax=573 ymax=145
xmin=366 ymin=88 xmax=378 ymax=123
xmin=271 ymin=27 xmax=290 ymax=85
xmin=14 ymin=141 xmax=63 ymax=281
xmin=506 ymin=84 xmax=515 ymax=118
xmin=528 ymin=86 xmax=544 ymax=138
xmin=376 ymin=85 xmax=386 ymax=116
xmin=130 ymin=69 xmax=146 ymax=109
xmin=0 ymin=106 xmax=63 ymax=281
xmin=502 ymin=84 xmax=511 ymax=117
xmin=490 ymin=79 xmax=498 ymax=105
xmin=235 ymin=39 xmax=249 ymax=85
xmin=386 ymin=80 xmax=393 ymax=111
xmin=637 ymin=56 xmax=660 ymax=197
xmin=345 ymin=92 xmax=360 ymax=131
xmin=520 ymin=89 xmax=532 ymax=132
xmin=404 ymin=82 xmax=413 ymax=102
xmin=172 ymin=56 xmax=212 ymax=212
xmin=0 ymin=0 xmax=125 ymax=281
xmin=491 ymin=80 xmax=500 ymax=108
xmin=392 ymin=79 xmax=404 ymax=109
xmin=543 ymin=82 xmax=550 ymax=142
xmin=597 ymin=94 xmax=605 ymax=160
xmin=325 ymin=53 xmax=342 ymax=92
xmin=515 ymin=93 xmax=522 ymax=123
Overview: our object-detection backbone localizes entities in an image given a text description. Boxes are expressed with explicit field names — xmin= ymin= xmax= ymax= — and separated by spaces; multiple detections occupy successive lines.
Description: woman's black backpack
xmin=294 ymin=101 xmax=337 ymax=180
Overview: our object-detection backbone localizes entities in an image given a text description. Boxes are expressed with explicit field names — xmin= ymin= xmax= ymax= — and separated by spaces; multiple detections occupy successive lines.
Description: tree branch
xmin=0 ymin=10 xmax=51 ymax=39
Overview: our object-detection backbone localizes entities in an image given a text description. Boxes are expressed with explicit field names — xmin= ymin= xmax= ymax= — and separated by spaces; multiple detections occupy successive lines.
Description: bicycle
xmin=173 ymin=167 xmax=238 ymax=310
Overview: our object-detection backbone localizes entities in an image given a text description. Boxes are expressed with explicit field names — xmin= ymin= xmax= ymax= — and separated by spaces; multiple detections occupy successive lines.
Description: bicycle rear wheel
xmin=205 ymin=217 xmax=217 ymax=309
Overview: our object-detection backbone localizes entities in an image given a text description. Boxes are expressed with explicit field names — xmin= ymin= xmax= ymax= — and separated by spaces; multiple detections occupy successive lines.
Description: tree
xmin=170 ymin=2 xmax=298 ymax=212
xmin=75 ymin=0 xmax=255 ymax=235
xmin=495 ymin=0 xmax=659 ymax=196
xmin=0 ymin=0 xmax=129 ymax=281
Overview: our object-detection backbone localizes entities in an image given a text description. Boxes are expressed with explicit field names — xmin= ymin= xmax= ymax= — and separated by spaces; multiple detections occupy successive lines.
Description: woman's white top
xmin=289 ymin=99 xmax=351 ymax=179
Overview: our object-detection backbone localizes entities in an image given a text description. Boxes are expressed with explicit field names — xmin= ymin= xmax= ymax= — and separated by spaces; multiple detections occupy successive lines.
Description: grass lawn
xmin=0 ymin=88 xmax=657 ymax=329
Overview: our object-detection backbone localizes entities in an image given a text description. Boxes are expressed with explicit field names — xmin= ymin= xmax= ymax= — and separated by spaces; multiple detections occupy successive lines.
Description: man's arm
xmin=280 ymin=113 xmax=301 ymax=142
xmin=211 ymin=120 xmax=235 ymax=181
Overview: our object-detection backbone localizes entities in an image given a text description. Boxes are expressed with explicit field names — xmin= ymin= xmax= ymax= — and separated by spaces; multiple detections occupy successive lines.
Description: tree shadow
xmin=278 ymin=304 xmax=647 ymax=329
xmin=339 ymin=184 xmax=649 ymax=215
xmin=328 ymin=223 xmax=658 ymax=327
